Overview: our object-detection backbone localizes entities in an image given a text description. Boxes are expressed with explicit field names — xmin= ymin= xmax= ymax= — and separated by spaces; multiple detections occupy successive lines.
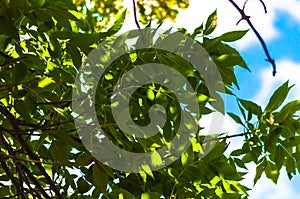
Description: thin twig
xmin=16 ymin=162 xmax=43 ymax=199
xmin=132 ymin=0 xmax=141 ymax=29
xmin=259 ymin=0 xmax=267 ymax=13
xmin=0 ymin=104 xmax=63 ymax=198
xmin=0 ymin=51 xmax=12 ymax=59
xmin=202 ymin=130 xmax=260 ymax=144
xmin=2 ymin=153 xmax=90 ymax=167
xmin=228 ymin=0 xmax=276 ymax=76
xmin=0 ymin=57 xmax=25 ymax=67
xmin=20 ymin=164 xmax=51 ymax=199
xmin=0 ymin=78 xmax=39 ymax=88
xmin=0 ymin=153 xmax=26 ymax=198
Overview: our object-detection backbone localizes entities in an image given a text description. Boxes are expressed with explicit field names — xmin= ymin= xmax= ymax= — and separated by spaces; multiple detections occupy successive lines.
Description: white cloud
xmin=166 ymin=0 xmax=300 ymax=49
xmin=253 ymin=59 xmax=300 ymax=106
xmin=121 ymin=0 xmax=300 ymax=49
xmin=171 ymin=0 xmax=277 ymax=49
xmin=243 ymin=163 xmax=300 ymax=199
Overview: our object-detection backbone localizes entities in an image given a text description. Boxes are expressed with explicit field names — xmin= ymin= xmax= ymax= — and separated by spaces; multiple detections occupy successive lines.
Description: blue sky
xmin=120 ymin=0 xmax=300 ymax=198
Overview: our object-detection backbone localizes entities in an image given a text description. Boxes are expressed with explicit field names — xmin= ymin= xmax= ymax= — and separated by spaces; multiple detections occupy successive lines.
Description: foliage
xmin=73 ymin=0 xmax=189 ymax=27
xmin=0 ymin=0 xmax=300 ymax=198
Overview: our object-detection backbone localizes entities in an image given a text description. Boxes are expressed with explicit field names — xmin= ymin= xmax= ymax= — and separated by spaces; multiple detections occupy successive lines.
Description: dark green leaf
xmin=274 ymin=145 xmax=285 ymax=170
xmin=92 ymin=164 xmax=108 ymax=192
xmin=265 ymin=81 xmax=292 ymax=112
xmin=203 ymin=9 xmax=217 ymax=35
xmin=265 ymin=161 xmax=279 ymax=183
xmin=239 ymin=99 xmax=262 ymax=117
xmin=49 ymin=140 xmax=70 ymax=163
xmin=254 ymin=158 xmax=266 ymax=185
xmin=14 ymin=63 xmax=27 ymax=83
xmin=227 ymin=112 xmax=244 ymax=126
xmin=221 ymin=30 xmax=249 ymax=42
xmin=66 ymin=43 xmax=82 ymax=69
xmin=0 ymin=16 xmax=19 ymax=41
xmin=276 ymin=100 xmax=300 ymax=122
xmin=77 ymin=177 xmax=91 ymax=194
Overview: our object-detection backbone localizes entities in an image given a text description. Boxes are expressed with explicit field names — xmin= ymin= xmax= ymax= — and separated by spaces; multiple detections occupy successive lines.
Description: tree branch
xmin=0 ymin=152 xmax=26 ymax=198
xmin=132 ymin=0 xmax=141 ymax=29
xmin=0 ymin=104 xmax=63 ymax=198
xmin=0 ymin=57 xmax=25 ymax=67
xmin=2 ymin=153 xmax=91 ymax=167
xmin=202 ymin=130 xmax=260 ymax=144
xmin=228 ymin=0 xmax=276 ymax=76
xmin=20 ymin=163 xmax=51 ymax=199
xmin=259 ymin=0 xmax=267 ymax=13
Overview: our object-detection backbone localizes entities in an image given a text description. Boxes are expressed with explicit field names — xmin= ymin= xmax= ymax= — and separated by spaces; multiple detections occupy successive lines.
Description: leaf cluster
xmin=0 ymin=1 xmax=299 ymax=199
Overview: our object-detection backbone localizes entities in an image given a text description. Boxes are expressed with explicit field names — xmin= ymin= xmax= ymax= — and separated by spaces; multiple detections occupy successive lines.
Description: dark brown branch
xmin=0 ymin=152 xmax=26 ymax=198
xmin=259 ymin=0 xmax=267 ymax=13
xmin=132 ymin=0 xmax=141 ymax=29
xmin=228 ymin=0 xmax=276 ymax=76
xmin=0 ymin=78 xmax=39 ymax=88
xmin=0 ymin=57 xmax=25 ymax=67
xmin=0 ymin=104 xmax=63 ymax=198
xmin=2 ymin=153 xmax=88 ymax=167
xmin=0 ymin=104 xmax=19 ymax=131
xmin=15 ymin=135 xmax=63 ymax=198
xmin=0 ymin=134 xmax=14 ymax=154
xmin=0 ymin=120 xmax=74 ymax=134
xmin=202 ymin=130 xmax=260 ymax=144
xmin=20 ymin=164 xmax=51 ymax=199
xmin=16 ymin=163 xmax=43 ymax=199
xmin=16 ymin=100 xmax=71 ymax=107
xmin=0 ymin=51 xmax=12 ymax=59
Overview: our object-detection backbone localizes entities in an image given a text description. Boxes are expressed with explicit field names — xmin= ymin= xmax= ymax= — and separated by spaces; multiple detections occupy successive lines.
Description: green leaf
xmin=181 ymin=146 xmax=194 ymax=166
xmin=46 ymin=7 xmax=78 ymax=30
xmin=52 ymin=131 xmax=82 ymax=148
xmin=109 ymin=188 xmax=135 ymax=199
xmin=203 ymin=9 xmax=217 ymax=35
xmin=282 ymin=136 xmax=300 ymax=148
xmin=286 ymin=157 xmax=296 ymax=178
xmin=141 ymin=164 xmax=155 ymax=179
xmin=254 ymin=158 xmax=266 ymax=185
xmin=14 ymin=100 xmax=32 ymax=120
xmin=221 ymin=193 xmax=240 ymax=199
xmin=49 ymin=140 xmax=70 ymax=163
xmin=234 ymin=158 xmax=247 ymax=169
xmin=227 ymin=112 xmax=244 ymax=126
xmin=230 ymin=149 xmax=244 ymax=157
xmin=276 ymin=100 xmax=300 ymax=122
xmin=14 ymin=63 xmax=27 ymax=83
xmin=250 ymin=146 xmax=262 ymax=163
xmin=265 ymin=81 xmax=293 ymax=112
xmin=239 ymin=99 xmax=263 ymax=117
xmin=221 ymin=30 xmax=249 ymax=42
xmin=192 ymin=23 xmax=203 ymax=37
xmin=31 ymin=0 xmax=46 ymax=8
xmin=0 ymin=16 xmax=19 ymax=41
xmin=274 ymin=145 xmax=285 ymax=170
xmin=141 ymin=192 xmax=160 ymax=199
xmin=265 ymin=161 xmax=279 ymax=183
xmin=66 ymin=43 xmax=82 ymax=69
xmin=77 ymin=177 xmax=91 ymax=194
xmin=99 ymin=9 xmax=127 ymax=38
xmin=92 ymin=163 xmax=108 ymax=192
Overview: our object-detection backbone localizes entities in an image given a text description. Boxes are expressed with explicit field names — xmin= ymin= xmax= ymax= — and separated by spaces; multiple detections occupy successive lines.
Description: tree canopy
xmin=0 ymin=0 xmax=300 ymax=198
